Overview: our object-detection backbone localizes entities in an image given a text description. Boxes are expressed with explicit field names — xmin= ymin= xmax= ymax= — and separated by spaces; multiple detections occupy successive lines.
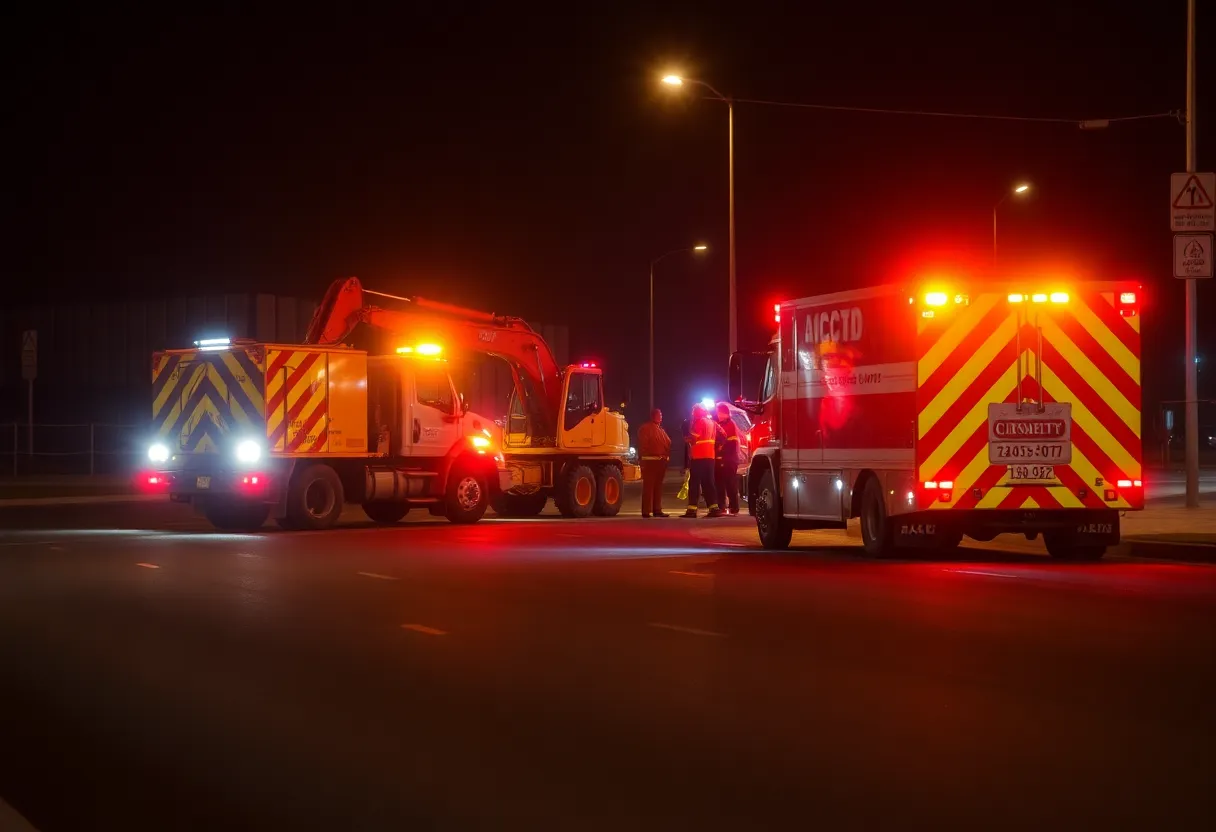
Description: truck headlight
xmin=235 ymin=439 xmax=262 ymax=463
xmin=148 ymin=443 xmax=170 ymax=463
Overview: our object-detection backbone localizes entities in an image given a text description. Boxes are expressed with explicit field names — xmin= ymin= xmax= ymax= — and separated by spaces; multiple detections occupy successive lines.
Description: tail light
xmin=774 ymin=304 xmax=781 ymax=323
xmin=1116 ymin=287 xmax=1140 ymax=317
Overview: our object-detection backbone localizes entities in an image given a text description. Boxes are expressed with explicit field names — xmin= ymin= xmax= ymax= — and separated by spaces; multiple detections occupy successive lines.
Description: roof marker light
xmin=1031 ymin=293 xmax=1048 ymax=303
xmin=195 ymin=337 xmax=231 ymax=351
xmin=924 ymin=292 xmax=948 ymax=306
xmin=1050 ymin=292 xmax=1069 ymax=303
xmin=415 ymin=343 xmax=442 ymax=356
xmin=1008 ymin=293 xmax=1025 ymax=303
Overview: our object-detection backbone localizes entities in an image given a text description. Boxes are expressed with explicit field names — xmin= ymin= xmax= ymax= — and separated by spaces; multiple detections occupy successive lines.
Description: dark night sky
xmin=7 ymin=2 xmax=1211 ymax=424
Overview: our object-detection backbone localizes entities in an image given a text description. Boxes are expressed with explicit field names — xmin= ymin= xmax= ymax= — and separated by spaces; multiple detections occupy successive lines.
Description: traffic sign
xmin=21 ymin=330 xmax=36 ymax=381
xmin=1171 ymin=172 xmax=1215 ymax=231
xmin=1174 ymin=233 xmax=1213 ymax=279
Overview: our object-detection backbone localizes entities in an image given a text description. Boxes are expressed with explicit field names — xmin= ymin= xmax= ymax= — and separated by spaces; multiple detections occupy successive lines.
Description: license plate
xmin=988 ymin=402 xmax=1072 ymax=465
xmin=1008 ymin=465 xmax=1055 ymax=482
xmin=196 ymin=476 xmax=211 ymax=489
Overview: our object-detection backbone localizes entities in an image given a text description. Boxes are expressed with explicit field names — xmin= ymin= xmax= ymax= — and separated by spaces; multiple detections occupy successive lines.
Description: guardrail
xmin=1 ymin=423 xmax=143 ymax=476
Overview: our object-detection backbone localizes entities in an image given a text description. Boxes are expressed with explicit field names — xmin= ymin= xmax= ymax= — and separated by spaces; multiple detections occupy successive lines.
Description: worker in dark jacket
xmin=714 ymin=403 xmax=741 ymax=515
xmin=637 ymin=408 xmax=672 ymax=518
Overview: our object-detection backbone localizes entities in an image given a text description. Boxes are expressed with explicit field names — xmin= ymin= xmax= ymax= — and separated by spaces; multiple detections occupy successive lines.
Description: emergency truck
xmin=143 ymin=338 xmax=510 ymax=531
xmin=730 ymin=281 xmax=1143 ymax=560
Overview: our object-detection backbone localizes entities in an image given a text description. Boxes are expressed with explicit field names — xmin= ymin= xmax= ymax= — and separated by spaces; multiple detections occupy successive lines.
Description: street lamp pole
xmin=728 ymin=99 xmax=736 ymax=356
xmin=662 ymin=76 xmax=736 ymax=355
xmin=649 ymin=245 xmax=709 ymax=412
xmin=1184 ymin=0 xmax=1199 ymax=507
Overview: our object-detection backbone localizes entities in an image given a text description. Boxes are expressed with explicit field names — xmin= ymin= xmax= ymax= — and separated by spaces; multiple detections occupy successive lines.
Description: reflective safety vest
xmin=689 ymin=416 xmax=719 ymax=460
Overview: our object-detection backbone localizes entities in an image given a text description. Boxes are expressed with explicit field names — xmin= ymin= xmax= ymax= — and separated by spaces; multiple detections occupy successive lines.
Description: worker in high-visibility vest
xmin=683 ymin=403 xmax=723 ymax=518
xmin=714 ymin=403 xmax=741 ymax=515
xmin=637 ymin=408 xmax=671 ymax=518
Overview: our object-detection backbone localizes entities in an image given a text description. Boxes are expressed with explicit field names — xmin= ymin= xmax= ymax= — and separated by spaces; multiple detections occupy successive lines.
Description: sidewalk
xmin=0 ymin=475 xmax=136 ymax=503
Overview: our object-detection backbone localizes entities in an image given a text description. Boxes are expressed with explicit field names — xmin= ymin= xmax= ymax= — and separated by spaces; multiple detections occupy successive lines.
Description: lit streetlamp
xmin=993 ymin=182 xmax=1032 ymax=266
xmin=650 ymin=244 xmax=709 ymax=411
xmin=661 ymin=74 xmax=737 ymax=356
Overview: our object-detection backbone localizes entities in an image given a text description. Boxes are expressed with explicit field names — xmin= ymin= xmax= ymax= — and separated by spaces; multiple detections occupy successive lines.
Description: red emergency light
xmin=774 ymin=304 xmax=781 ymax=323
xmin=1116 ymin=287 xmax=1140 ymax=317
xmin=579 ymin=362 xmax=598 ymax=369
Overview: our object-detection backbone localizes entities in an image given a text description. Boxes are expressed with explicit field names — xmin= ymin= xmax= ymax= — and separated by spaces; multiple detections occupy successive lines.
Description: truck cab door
xmin=559 ymin=370 xmax=606 ymax=448
xmin=404 ymin=361 xmax=462 ymax=458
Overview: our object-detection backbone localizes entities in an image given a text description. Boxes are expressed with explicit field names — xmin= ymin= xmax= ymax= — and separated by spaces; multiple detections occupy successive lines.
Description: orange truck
xmin=731 ymin=281 xmax=1143 ymax=560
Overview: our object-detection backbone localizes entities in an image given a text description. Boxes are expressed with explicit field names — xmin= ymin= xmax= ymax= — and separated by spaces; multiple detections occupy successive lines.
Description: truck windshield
xmin=414 ymin=365 xmax=454 ymax=414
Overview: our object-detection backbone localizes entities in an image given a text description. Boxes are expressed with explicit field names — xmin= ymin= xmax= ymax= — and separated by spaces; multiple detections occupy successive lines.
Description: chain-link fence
xmin=0 ymin=423 xmax=144 ymax=476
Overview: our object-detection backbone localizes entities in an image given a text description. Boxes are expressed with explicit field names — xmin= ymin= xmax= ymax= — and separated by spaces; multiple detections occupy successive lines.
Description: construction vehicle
xmin=306 ymin=277 xmax=640 ymax=518
xmin=143 ymin=333 xmax=510 ymax=531
xmin=730 ymin=280 xmax=1143 ymax=560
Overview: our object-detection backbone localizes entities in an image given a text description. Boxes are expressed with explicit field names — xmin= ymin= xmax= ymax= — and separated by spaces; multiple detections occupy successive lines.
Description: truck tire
xmin=363 ymin=502 xmax=409 ymax=525
xmin=492 ymin=491 xmax=548 ymax=517
xmin=445 ymin=462 xmax=488 ymax=524
xmin=202 ymin=500 xmax=270 ymax=531
xmin=754 ymin=468 xmax=793 ymax=550
xmin=1044 ymin=534 xmax=1106 ymax=561
xmin=593 ymin=465 xmax=623 ymax=517
xmin=859 ymin=476 xmax=895 ymax=558
xmin=555 ymin=464 xmax=596 ymax=518
xmin=283 ymin=464 xmax=345 ymax=531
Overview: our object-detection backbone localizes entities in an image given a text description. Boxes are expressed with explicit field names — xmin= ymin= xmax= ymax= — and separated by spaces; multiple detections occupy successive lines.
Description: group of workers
xmin=636 ymin=402 xmax=741 ymax=518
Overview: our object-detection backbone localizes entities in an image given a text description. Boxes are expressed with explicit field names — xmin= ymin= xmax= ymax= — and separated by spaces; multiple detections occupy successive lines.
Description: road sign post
xmin=1181 ymin=0 xmax=1201 ymax=508
xmin=21 ymin=330 xmax=36 ymax=457
xmin=1174 ymin=233 xmax=1213 ymax=278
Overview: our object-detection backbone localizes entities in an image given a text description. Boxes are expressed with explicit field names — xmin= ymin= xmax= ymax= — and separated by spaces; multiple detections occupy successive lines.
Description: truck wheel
xmin=555 ymin=464 xmax=596 ymax=518
xmin=283 ymin=464 xmax=345 ymax=531
xmin=445 ymin=464 xmax=488 ymax=524
xmin=202 ymin=500 xmax=270 ymax=531
xmin=1044 ymin=534 xmax=1106 ymax=561
xmin=362 ymin=502 xmax=409 ymax=525
xmin=755 ymin=469 xmax=793 ymax=550
xmin=859 ymin=476 xmax=895 ymax=558
xmin=593 ymin=465 xmax=623 ymax=517
xmin=492 ymin=491 xmax=548 ymax=517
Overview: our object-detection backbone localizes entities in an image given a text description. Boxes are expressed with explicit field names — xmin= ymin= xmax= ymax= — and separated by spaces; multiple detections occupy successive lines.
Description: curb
xmin=0 ymin=494 xmax=162 ymax=508
xmin=1123 ymin=539 xmax=1216 ymax=565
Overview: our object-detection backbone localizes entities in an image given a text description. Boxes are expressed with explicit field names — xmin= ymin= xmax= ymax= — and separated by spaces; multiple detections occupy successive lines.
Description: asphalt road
xmin=1 ymin=495 xmax=1214 ymax=830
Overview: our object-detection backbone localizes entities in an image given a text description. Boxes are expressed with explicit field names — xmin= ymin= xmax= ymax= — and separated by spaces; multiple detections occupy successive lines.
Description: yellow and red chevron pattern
xmin=151 ymin=347 xmax=266 ymax=453
xmin=265 ymin=348 xmax=330 ymax=454
xmin=916 ymin=286 xmax=1141 ymax=511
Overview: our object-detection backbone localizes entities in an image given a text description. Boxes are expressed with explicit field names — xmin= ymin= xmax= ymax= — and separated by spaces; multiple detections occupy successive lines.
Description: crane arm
xmin=304 ymin=277 xmax=566 ymax=439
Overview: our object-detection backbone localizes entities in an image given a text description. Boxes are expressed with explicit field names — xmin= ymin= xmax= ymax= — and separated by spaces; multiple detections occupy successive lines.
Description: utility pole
xmin=1184 ymin=0 xmax=1199 ymax=507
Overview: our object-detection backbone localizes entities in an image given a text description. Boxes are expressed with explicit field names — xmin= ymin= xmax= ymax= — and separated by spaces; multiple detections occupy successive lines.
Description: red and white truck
xmin=730 ymin=281 xmax=1143 ymax=560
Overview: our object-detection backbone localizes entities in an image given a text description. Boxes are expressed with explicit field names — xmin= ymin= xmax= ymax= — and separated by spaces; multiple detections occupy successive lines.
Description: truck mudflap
xmin=893 ymin=509 xmax=1121 ymax=548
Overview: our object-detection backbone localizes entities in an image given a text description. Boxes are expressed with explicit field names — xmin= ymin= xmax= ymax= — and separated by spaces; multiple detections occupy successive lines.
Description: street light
xmin=650 ymin=244 xmax=709 ymax=411
xmin=993 ymin=182 xmax=1032 ymax=266
xmin=661 ymin=74 xmax=737 ymax=357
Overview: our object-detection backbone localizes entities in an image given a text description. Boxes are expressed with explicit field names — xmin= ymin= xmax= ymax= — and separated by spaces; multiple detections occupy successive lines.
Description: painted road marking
xmin=401 ymin=624 xmax=446 ymax=636
xmin=648 ymin=622 xmax=726 ymax=638
xmin=136 ymin=563 xmax=160 ymax=569
xmin=358 ymin=572 xmax=398 ymax=581
xmin=946 ymin=569 xmax=1020 ymax=579
xmin=0 ymin=540 xmax=56 ymax=547
xmin=669 ymin=570 xmax=713 ymax=578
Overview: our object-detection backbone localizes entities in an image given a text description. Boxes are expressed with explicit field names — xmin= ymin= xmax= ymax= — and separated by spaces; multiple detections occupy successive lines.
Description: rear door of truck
xmin=914 ymin=284 xmax=1142 ymax=513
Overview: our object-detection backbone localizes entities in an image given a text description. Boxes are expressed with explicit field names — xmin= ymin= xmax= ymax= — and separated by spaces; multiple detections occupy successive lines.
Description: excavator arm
xmin=305 ymin=277 xmax=566 ymax=442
